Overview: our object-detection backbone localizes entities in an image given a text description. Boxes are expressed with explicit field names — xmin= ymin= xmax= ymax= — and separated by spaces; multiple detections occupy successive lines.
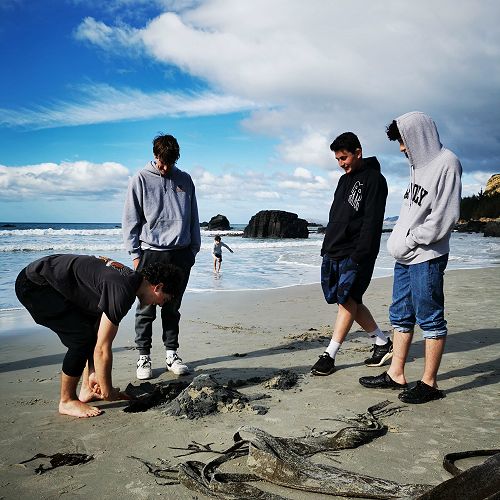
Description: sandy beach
xmin=0 ymin=267 xmax=498 ymax=499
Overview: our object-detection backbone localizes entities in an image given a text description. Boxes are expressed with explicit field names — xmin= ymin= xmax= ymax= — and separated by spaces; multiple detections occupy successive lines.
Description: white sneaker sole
xmin=136 ymin=369 xmax=153 ymax=380
xmin=365 ymin=350 xmax=393 ymax=367
xmin=166 ymin=364 xmax=190 ymax=376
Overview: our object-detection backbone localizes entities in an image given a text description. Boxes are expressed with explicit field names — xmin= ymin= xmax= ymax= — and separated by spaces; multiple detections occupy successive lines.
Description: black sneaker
xmin=364 ymin=339 xmax=393 ymax=367
xmin=311 ymin=353 xmax=335 ymax=376
xmin=398 ymin=381 xmax=445 ymax=404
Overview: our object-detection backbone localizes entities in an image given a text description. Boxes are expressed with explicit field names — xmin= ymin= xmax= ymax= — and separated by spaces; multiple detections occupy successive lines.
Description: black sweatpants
xmin=135 ymin=248 xmax=194 ymax=354
xmin=15 ymin=269 xmax=99 ymax=377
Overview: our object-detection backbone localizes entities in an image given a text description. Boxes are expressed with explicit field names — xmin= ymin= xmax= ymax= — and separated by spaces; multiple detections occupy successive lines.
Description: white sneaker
xmin=166 ymin=353 xmax=190 ymax=375
xmin=136 ymin=355 xmax=152 ymax=380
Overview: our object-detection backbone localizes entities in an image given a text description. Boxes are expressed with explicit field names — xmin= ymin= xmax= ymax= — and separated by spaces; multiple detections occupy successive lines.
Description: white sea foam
xmin=0 ymin=223 xmax=498 ymax=311
xmin=0 ymin=243 xmax=124 ymax=252
xmin=0 ymin=228 xmax=122 ymax=237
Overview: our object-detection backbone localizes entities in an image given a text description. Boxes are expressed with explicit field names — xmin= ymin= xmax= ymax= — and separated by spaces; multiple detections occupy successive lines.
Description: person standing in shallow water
xmin=122 ymin=134 xmax=201 ymax=380
xmin=311 ymin=132 xmax=390 ymax=376
xmin=359 ymin=112 xmax=462 ymax=404
xmin=15 ymin=254 xmax=184 ymax=418
xmin=212 ymin=234 xmax=234 ymax=273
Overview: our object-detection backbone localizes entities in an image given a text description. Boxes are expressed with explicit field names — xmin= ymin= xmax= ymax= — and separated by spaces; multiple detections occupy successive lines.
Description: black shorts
xmin=214 ymin=253 xmax=222 ymax=262
xmin=321 ymin=255 xmax=375 ymax=305
xmin=15 ymin=269 xmax=99 ymax=377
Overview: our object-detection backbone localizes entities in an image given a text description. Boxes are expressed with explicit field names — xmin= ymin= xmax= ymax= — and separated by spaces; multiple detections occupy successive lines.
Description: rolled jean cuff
xmin=422 ymin=329 xmax=447 ymax=339
xmin=392 ymin=325 xmax=414 ymax=334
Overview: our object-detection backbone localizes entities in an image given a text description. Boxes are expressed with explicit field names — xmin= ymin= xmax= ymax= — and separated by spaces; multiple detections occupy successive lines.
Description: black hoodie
xmin=321 ymin=156 xmax=388 ymax=264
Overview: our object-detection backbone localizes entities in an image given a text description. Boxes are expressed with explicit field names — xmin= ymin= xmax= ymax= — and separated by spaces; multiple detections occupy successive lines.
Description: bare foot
xmin=59 ymin=400 xmax=102 ymax=418
xmin=79 ymin=384 xmax=104 ymax=403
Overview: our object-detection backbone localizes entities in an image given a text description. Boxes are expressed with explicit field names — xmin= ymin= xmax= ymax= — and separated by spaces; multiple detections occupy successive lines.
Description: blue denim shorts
xmin=389 ymin=254 xmax=448 ymax=338
xmin=321 ymin=255 xmax=374 ymax=305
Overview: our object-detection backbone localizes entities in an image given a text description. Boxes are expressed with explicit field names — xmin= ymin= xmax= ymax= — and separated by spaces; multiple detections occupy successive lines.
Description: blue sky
xmin=1 ymin=0 xmax=499 ymax=224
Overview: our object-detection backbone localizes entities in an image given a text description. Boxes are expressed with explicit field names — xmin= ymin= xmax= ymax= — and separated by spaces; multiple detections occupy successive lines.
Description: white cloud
xmin=293 ymin=167 xmax=313 ymax=180
xmin=0 ymin=161 xmax=130 ymax=200
xmin=0 ymin=84 xmax=258 ymax=129
xmin=255 ymin=191 xmax=280 ymax=199
xmin=74 ymin=0 xmax=500 ymax=172
xmin=280 ymin=133 xmax=333 ymax=169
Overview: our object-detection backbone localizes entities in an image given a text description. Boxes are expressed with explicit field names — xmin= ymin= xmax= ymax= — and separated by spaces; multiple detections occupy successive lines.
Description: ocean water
xmin=0 ymin=221 xmax=499 ymax=311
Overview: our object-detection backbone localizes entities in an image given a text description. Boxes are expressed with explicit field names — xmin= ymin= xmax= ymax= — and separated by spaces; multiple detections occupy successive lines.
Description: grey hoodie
xmin=387 ymin=112 xmax=462 ymax=265
xmin=122 ymin=162 xmax=201 ymax=260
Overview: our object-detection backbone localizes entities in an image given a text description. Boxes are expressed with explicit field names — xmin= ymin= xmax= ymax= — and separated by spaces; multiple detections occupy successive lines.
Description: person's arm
xmin=122 ymin=176 xmax=144 ymax=262
xmin=189 ymin=181 xmax=201 ymax=257
xmin=221 ymin=242 xmax=234 ymax=253
xmin=406 ymin=164 xmax=462 ymax=249
xmin=351 ymin=173 xmax=388 ymax=263
xmin=93 ymin=313 xmax=128 ymax=401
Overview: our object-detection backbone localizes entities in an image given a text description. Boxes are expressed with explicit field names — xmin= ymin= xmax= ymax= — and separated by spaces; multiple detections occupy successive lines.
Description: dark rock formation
xmin=208 ymin=214 xmax=230 ymax=231
xmin=484 ymin=221 xmax=500 ymax=237
xmin=243 ymin=210 xmax=309 ymax=238
xmin=456 ymin=220 xmax=488 ymax=233
xmin=200 ymin=221 xmax=209 ymax=228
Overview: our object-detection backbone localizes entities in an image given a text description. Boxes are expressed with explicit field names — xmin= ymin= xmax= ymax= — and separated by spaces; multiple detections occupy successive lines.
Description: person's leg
xmin=386 ymin=262 xmax=415 ymax=382
xmin=59 ymin=372 xmax=102 ymax=418
xmin=213 ymin=255 xmax=217 ymax=272
xmin=412 ymin=254 xmax=449 ymax=388
xmin=358 ymin=263 xmax=414 ymax=388
xmin=386 ymin=329 xmax=413 ymax=385
xmin=422 ymin=337 xmax=446 ymax=388
xmin=313 ymin=256 xmax=359 ymax=375
xmin=160 ymin=248 xmax=193 ymax=352
xmin=217 ymin=256 xmax=222 ymax=272
xmin=331 ymin=297 xmax=358 ymax=344
xmin=135 ymin=250 xmax=157 ymax=356
xmin=15 ymin=271 xmax=102 ymax=417
xmin=354 ymin=303 xmax=378 ymax=332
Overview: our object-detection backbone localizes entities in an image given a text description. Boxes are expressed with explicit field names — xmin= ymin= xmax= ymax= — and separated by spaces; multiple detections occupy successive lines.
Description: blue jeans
xmin=389 ymin=254 xmax=448 ymax=339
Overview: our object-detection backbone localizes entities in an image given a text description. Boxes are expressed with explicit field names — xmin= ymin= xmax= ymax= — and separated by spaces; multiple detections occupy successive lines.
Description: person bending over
xmin=15 ymin=254 xmax=184 ymax=418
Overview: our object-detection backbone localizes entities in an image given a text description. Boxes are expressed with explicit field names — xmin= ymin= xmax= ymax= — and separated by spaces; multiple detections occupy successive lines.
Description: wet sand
xmin=0 ymin=268 xmax=498 ymax=499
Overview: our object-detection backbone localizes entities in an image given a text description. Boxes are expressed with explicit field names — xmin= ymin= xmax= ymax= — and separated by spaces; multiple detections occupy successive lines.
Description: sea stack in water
xmin=208 ymin=214 xmax=230 ymax=230
xmin=243 ymin=210 xmax=309 ymax=238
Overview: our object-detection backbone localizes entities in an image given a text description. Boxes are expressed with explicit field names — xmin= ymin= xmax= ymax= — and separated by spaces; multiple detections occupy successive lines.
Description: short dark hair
xmin=140 ymin=262 xmax=185 ymax=298
xmin=386 ymin=120 xmax=401 ymax=141
xmin=330 ymin=132 xmax=362 ymax=154
xmin=214 ymin=235 xmax=221 ymax=241
xmin=153 ymin=134 xmax=180 ymax=166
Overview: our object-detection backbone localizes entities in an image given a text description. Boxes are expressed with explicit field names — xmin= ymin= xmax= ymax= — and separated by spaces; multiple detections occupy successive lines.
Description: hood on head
xmin=396 ymin=112 xmax=442 ymax=169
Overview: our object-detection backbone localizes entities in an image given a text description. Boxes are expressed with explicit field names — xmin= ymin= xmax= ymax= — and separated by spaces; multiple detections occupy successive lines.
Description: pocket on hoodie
xmin=387 ymin=226 xmax=411 ymax=259
xmin=144 ymin=219 xmax=184 ymax=246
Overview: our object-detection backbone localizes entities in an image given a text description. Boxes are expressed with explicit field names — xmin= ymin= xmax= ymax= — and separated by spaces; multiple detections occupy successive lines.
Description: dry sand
xmin=0 ymin=268 xmax=498 ymax=499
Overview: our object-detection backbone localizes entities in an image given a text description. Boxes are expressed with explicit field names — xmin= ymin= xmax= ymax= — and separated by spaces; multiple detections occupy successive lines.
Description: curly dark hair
xmin=153 ymin=134 xmax=180 ymax=166
xmin=386 ymin=120 xmax=402 ymax=141
xmin=140 ymin=262 xmax=185 ymax=298
xmin=330 ymin=132 xmax=362 ymax=153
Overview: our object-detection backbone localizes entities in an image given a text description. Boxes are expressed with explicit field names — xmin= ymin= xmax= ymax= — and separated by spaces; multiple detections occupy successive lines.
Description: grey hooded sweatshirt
xmin=387 ymin=112 xmax=462 ymax=265
xmin=122 ymin=162 xmax=201 ymax=260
